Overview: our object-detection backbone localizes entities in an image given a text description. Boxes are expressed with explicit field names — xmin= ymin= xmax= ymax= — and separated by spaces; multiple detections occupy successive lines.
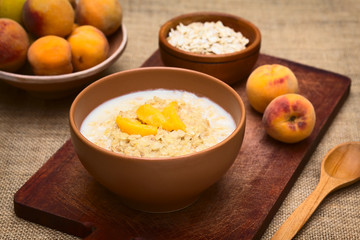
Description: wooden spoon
xmin=271 ymin=141 xmax=360 ymax=240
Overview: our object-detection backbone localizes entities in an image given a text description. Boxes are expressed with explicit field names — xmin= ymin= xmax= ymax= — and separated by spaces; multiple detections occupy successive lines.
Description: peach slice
xmin=136 ymin=104 xmax=166 ymax=128
xmin=162 ymin=101 xmax=186 ymax=131
xmin=116 ymin=116 xmax=157 ymax=136
xmin=118 ymin=102 xmax=187 ymax=136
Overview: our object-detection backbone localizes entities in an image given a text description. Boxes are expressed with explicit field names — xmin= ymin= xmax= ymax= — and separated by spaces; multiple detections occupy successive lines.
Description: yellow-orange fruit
xmin=0 ymin=18 xmax=29 ymax=72
xmin=246 ymin=64 xmax=299 ymax=113
xmin=136 ymin=104 xmax=166 ymax=128
xmin=27 ymin=35 xmax=73 ymax=75
xmin=262 ymin=93 xmax=316 ymax=143
xmin=136 ymin=102 xmax=186 ymax=132
xmin=161 ymin=101 xmax=186 ymax=131
xmin=67 ymin=25 xmax=109 ymax=71
xmin=22 ymin=0 xmax=74 ymax=37
xmin=116 ymin=116 xmax=158 ymax=136
xmin=75 ymin=0 xmax=122 ymax=36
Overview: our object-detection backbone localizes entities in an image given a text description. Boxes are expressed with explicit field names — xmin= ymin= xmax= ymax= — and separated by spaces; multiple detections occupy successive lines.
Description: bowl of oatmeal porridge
xmin=69 ymin=67 xmax=246 ymax=212
xmin=159 ymin=12 xmax=261 ymax=85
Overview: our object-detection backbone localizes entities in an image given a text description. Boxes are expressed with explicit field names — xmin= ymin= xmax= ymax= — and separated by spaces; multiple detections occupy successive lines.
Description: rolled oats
xmin=167 ymin=21 xmax=249 ymax=55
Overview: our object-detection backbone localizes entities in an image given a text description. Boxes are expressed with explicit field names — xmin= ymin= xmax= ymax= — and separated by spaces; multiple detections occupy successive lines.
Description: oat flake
xmin=167 ymin=21 xmax=249 ymax=55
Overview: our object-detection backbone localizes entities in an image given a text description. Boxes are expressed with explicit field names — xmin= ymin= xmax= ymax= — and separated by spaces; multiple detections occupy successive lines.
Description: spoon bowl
xmin=272 ymin=141 xmax=360 ymax=240
xmin=323 ymin=142 xmax=360 ymax=181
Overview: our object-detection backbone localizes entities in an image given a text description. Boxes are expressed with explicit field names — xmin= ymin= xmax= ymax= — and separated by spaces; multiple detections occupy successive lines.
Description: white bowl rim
xmin=0 ymin=24 xmax=128 ymax=84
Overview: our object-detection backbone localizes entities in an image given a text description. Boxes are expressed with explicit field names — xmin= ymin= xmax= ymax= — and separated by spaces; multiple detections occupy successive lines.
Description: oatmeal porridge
xmin=81 ymin=89 xmax=236 ymax=158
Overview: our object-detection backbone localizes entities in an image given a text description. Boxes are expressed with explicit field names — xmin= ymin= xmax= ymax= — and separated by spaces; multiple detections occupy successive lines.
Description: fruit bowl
xmin=0 ymin=24 xmax=127 ymax=98
xmin=159 ymin=12 xmax=261 ymax=85
xmin=69 ymin=67 xmax=246 ymax=213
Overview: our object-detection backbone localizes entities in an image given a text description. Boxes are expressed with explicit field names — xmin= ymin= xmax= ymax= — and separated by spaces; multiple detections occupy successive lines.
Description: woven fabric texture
xmin=1 ymin=0 xmax=359 ymax=239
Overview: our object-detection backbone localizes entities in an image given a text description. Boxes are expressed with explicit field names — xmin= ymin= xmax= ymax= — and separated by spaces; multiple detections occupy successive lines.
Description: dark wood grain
xmin=14 ymin=51 xmax=351 ymax=240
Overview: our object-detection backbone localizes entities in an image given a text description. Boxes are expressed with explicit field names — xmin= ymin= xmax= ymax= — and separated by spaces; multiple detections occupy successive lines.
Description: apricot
xmin=75 ymin=0 xmax=122 ymax=36
xmin=67 ymin=25 xmax=109 ymax=71
xmin=263 ymin=93 xmax=316 ymax=143
xmin=27 ymin=35 xmax=73 ymax=75
xmin=246 ymin=64 xmax=299 ymax=113
xmin=22 ymin=0 xmax=74 ymax=37
xmin=0 ymin=18 xmax=29 ymax=72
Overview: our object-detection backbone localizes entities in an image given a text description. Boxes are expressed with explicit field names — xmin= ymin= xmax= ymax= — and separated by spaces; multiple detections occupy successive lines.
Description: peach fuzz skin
xmin=27 ymin=35 xmax=73 ymax=75
xmin=22 ymin=0 xmax=74 ymax=37
xmin=0 ymin=18 xmax=29 ymax=72
xmin=246 ymin=64 xmax=299 ymax=113
xmin=75 ymin=0 xmax=122 ymax=36
xmin=67 ymin=25 xmax=109 ymax=71
xmin=262 ymin=93 xmax=316 ymax=143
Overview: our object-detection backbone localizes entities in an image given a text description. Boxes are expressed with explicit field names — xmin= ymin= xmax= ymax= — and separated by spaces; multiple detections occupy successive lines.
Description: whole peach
xmin=67 ymin=25 xmax=109 ymax=71
xmin=246 ymin=64 xmax=299 ymax=113
xmin=27 ymin=35 xmax=73 ymax=75
xmin=22 ymin=0 xmax=74 ymax=37
xmin=0 ymin=18 xmax=29 ymax=72
xmin=262 ymin=93 xmax=316 ymax=143
xmin=75 ymin=0 xmax=122 ymax=36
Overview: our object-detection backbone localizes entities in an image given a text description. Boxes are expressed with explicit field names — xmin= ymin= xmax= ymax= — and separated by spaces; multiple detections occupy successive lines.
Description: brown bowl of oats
xmin=69 ymin=67 xmax=246 ymax=213
xmin=159 ymin=12 xmax=261 ymax=85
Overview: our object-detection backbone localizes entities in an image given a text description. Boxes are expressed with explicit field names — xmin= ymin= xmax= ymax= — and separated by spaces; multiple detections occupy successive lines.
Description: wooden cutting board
xmin=14 ymin=51 xmax=351 ymax=240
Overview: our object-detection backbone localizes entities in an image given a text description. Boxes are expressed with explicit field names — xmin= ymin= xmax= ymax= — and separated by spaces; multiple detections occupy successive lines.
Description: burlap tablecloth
xmin=1 ymin=0 xmax=359 ymax=239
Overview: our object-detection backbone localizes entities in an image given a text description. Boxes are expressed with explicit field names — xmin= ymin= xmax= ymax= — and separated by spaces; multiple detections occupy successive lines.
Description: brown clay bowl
xmin=159 ymin=12 xmax=261 ymax=85
xmin=69 ymin=67 xmax=246 ymax=213
xmin=0 ymin=24 xmax=127 ymax=99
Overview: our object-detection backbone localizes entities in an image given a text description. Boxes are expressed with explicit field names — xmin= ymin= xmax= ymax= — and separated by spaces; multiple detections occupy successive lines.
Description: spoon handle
xmin=271 ymin=178 xmax=335 ymax=240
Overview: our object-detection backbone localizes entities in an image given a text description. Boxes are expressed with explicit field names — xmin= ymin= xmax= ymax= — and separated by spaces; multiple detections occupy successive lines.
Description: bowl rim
xmin=0 ymin=24 xmax=128 ymax=84
xmin=158 ymin=11 xmax=261 ymax=63
xmin=69 ymin=66 xmax=246 ymax=162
